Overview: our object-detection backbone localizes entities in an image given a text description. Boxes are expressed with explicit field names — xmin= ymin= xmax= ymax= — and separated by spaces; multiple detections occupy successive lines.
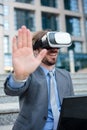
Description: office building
xmin=0 ymin=0 xmax=87 ymax=73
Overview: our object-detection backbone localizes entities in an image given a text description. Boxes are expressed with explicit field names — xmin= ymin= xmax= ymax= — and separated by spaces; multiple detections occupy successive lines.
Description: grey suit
xmin=4 ymin=67 xmax=74 ymax=130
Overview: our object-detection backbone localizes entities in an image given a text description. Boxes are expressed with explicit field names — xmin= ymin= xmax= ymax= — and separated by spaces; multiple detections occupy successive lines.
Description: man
xmin=4 ymin=26 xmax=74 ymax=130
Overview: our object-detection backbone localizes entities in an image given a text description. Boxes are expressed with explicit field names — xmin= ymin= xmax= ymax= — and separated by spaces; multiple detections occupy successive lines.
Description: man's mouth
xmin=48 ymin=52 xmax=58 ymax=58
xmin=47 ymin=49 xmax=58 ymax=57
xmin=49 ymin=53 xmax=57 ymax=56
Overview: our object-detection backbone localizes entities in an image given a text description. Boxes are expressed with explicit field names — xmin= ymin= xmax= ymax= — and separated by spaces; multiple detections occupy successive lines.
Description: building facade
xmin=0 ymin=0 xmax=87 ymax=73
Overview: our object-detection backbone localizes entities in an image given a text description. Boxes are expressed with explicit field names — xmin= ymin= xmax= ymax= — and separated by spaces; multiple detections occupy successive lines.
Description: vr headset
xmin=33 ymin=32 xmax=72 ymax=50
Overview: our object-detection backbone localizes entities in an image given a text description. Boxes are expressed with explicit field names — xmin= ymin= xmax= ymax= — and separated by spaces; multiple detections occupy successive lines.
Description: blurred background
xmin=0 ymin=1 xmax=87 ymax=129
xmin=0 ymin=0 xmax=87 ymax=73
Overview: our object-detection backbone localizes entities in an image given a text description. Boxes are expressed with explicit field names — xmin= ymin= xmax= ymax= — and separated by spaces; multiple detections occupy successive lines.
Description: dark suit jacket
xmin=4 ymin=67 xmax=74 ymax=130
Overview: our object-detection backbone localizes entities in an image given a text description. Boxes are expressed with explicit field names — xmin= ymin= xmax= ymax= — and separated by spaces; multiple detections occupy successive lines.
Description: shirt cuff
xmin=8 ymin=74 xmax=27 ymax=89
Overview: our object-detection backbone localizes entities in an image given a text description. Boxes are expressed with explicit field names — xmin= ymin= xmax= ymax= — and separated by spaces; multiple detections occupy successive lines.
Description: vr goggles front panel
xmin=33 ymin=31 xmax=72 ymax=50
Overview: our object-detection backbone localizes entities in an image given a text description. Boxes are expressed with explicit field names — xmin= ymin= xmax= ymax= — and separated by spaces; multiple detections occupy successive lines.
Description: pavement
xmin=77 ymin=68 xmax=87 ymax=73
xmin=0 ymin=102 xmax=19 ymax=113
xmin=0 ymin=103 xmax=19 ymax=130
xmin=0 ymin=125 xmax=13 ymax=130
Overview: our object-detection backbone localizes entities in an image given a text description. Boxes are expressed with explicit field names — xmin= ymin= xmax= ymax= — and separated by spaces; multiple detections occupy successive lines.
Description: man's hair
xmin=32 ymin=30 xmax=48 ymax=50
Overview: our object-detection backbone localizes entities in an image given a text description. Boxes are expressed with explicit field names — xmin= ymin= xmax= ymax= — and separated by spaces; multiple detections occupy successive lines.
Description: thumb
xmin=37 ymin=49 xmax=47 ymax=62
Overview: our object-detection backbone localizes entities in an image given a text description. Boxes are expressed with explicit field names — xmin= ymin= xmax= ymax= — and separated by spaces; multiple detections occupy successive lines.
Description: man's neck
xmin=41 ymin=62 xmax=55 ymax=71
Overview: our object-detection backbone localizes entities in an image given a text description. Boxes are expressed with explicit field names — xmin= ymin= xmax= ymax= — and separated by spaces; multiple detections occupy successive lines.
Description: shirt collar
xmin=40 ymin=65 xmax=55 ymax=76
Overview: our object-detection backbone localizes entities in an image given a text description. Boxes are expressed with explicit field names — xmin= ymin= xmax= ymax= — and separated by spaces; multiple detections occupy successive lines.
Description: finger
xmin=17 ymin=28 xmax=23 ymax=48
xmin=22 ymin=26 xmax=27 ymax=47
xmin=12 ymin=36 xmax=18 ymax=53
xmin=37 ymin=49 xmax=47 ymax=61
xmin=27 ymin=29 xmax=32 ymax=48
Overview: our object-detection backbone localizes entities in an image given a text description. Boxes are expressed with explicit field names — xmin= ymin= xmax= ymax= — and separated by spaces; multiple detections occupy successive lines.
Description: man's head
xmin=32 ymin=30 xmax=59 ymax=66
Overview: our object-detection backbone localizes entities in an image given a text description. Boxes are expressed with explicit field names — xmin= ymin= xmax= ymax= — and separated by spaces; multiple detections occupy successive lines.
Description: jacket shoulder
xmin=55 ymin=68 xmax=71 ymax=78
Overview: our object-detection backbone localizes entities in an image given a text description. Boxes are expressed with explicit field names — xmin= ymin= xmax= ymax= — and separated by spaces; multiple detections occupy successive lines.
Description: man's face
xmin=39 ymin=48 xmax=59 ymax=66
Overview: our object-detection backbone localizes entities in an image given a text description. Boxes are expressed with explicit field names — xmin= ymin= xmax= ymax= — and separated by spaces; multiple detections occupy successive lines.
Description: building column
xmin=35 ymin=0 xmax=42 ymax=31
xmin=0 ymin=1 xmax=4 ymax=73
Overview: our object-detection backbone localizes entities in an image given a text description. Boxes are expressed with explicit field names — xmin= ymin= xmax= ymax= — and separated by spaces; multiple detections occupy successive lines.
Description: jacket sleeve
xmin=4 ymin=73 xmax=32 ymax=96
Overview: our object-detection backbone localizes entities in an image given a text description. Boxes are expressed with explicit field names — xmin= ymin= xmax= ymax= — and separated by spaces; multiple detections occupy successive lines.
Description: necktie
xmin=49 ymin=71 xmax=60 ymax=130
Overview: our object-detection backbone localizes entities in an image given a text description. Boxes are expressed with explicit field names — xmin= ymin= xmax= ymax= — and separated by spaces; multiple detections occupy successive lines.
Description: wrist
xmin=12 ymin=72 xmax=28 ymax=83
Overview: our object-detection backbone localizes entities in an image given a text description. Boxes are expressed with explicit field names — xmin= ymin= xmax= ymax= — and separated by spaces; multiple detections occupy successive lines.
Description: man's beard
xmin=42 ymin=57 xmax=57 ymax=66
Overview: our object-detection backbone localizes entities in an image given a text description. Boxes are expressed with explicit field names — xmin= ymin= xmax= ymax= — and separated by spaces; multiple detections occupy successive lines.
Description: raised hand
xmin=12 ymin=26 xmax=47 ymax=80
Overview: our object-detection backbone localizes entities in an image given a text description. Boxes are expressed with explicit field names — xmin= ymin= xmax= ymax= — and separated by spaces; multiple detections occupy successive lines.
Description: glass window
xmin=4 ymin=53 xmax=12 ymax=69
xmin=41 ymin=0 xmax=58 ymax=8
xmin=65 ymin=16 xmax=81 ymax=36
xmin=4 ymin=5 xmax=9 ymax=16
xmin=0 ymin=15 xmax=3 ymax=25
xmin=0 ymin=4 xmax=3 ymax=25
xmin=4 ymin=20 xmax=9 ymax=30
xmin=4 ymin=36 xmax=9 ymax=53
xmin=85 ymin=19 xmax=87 ymax=44
xmin=15 ymin=0 xmax=34 ymax=4
xmin=14 ymin=9 xmax=35 ymax=31
xmin=0 ymin=4 xmax=3 ymax=14
xmin=64 ymin=0 xmax=79 ymax=11
xmin=73 ymin=41 xmax=82 ymax=53
xmin=42 ymin=12 xmax=59 ymax=31
xmin=68 ymin=41 xmax=82 ymax=53
xmin=85 ymin=19 xmax=87 ymax=34
xmin=83 ymin=0 xmax=87 ymax=13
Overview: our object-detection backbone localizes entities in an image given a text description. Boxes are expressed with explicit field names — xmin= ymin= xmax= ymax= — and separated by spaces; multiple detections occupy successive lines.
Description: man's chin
xmin=42 ymin=61 xmax=56 ymax=66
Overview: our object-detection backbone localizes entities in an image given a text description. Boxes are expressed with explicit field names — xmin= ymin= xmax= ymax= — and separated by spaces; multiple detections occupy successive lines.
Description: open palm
xmin=12 ymin=26 xmax=47 ymax=80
